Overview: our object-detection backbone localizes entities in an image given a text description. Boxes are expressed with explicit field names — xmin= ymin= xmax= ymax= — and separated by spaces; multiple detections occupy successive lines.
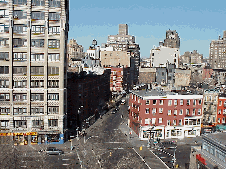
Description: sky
xmin=69 ymin=0 xmax=226 ymax=58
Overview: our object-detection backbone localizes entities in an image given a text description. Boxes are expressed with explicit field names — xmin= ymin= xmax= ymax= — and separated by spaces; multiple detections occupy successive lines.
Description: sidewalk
xmin=118 ymin=121 xmax=169 ymax=169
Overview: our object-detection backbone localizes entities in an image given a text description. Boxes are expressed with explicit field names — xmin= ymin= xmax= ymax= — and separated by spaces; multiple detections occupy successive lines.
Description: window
xmin=174 ymin=100 xmax=177 ymax=105
xmin=31 ymin=0 xmax=45 ymax=6
xmin=0 ymin=107 xmax=10 ymax=115
xmin=186 ymin=109 xmax=190 ymax=115
xmin=13 ymin=52 xmax=27 ymax=61
xmin=179 ymin=109 xmax=183 ymax=115
xmin=48 ymin=93 xmax=59 ymax=101
xmin=31 ymin=67 xmax=44 ymax=75
xmin=152 ymin=118 xmax=156 ymax=125
xmin=198 ymin=109 xmax=201 ymax=115
xmin=162 ymin=72 xmax=164 ymax=76
xmin=0 ymin=120 xmax=9 ymax=129
xmin=193 ymin=109 xmax=196 ymax=115
xmin=49 ymin=0 xmax=61 ymax=7
xmin=0 ymin=9 xmax=9 ymax=18
xmin=0 ymin=38 xmax=9 ymax=47
xmin=145 ymin=108 xmax=149 ymax=114
xmin=13 ymin=38 xmax=27 ymax=47
xmin=31 ymin=12 xmax=45 ymax=20
xmin=48 ymin=39 xmax=60 ymax=48
xmin=0 ymin=79 xmax=9 ymax=88
xmin=198 ymin=99 xmax=202 ymax=105
xmin=223 ymin=117 xmax=225 ymax=123
xmin=153 ymin=100 xmax=156 ymax=105
xmin=168 ymin=110 xmax=171 ymax=115
xmin=48 ymin=106 xmax=59 ymax=114
xmin=49 ymin=26 xmax=60 ymax=34
xmin=13 ymin=0 xmax=27 ymax=5
xmin=193 ymin=100 xmax=196 ymax=105
xmin=0 ymin=23 xmax=9 ymax=33
xmin=49 ymin=12 xmax=60 ymax=21
xmin=159 ymin=100 xmax=163 ymax=105
xmin=145 ymin=100 xmax=150 ymax=105
xmin=48 ymin=53 xmax=60 ymax=61
xmin=13 ymin=94 xmax=27 ymax=101
xmin=31 ymin=80 xmax=44 ymax=88
xmin=218 ymin=109 xmax=221 ymax=114
xmin=174 ymin=110 xmax=177 ymax=115
xmin=31 ymin=93 xmax=44 ymax=101
xmin=159 ymin=108 xmax=163 ymax=114
xmin=48 ymin=119 xmax=58 ymax=127
xmin=0 ymin=93 xmax=10 ymax=101
xmin=173 ymin=120 xmax=176 ymax=126
xmin=219 ymin=101 xmax=222 ymax=106
xmin=179 ymin=119 xmax=182 ymax=125
xmin=180 ymin=99 xmax=183 ymax=105
xmin=0 ymin=52 xmax=9 ymax=61
xmin=13 ymin=66 xmax=26 ymax=75
xmin=13 ymin=107 xmax=27 ymax=115
xmin=32 ymin=120 xmax=44 ymax=128
xmin=48 ymin=66 xmax=59 ymax=75
xmin=168 ymin=100 xmax=172 ymax=106
xmin=152 ymin=108 xmax=156 ymax=114
xmin=187 ymin=100 xmax=190 ymax=105
xmin=159 ymin=118 xmax=162 ymax=124
xmin=31 ymin=53 xmax=44 ymax=61
xmin=31 ymin=25 xmax=45 ymax=34
xmin=13 ymin=10 xmax=27 ymax=19
xmin=31 ymin=39 xmax=44 ymax=47
xmin=14 ymin=120 xmax=27 ymax=128
xmin=167 ymin=120 xmax=170 ymax=126
xmin=145 ymin=118 xmax=149 ymax=125
xmin=218 ymin=118 xmax=221 ymax=123
xmin=13 ymin=80 xmax=27 ymax=88
xmin=31 ymin=107 xmax=44 ymax=114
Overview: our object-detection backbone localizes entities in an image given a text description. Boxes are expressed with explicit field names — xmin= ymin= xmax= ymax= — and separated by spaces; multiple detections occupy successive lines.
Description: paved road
xmin=75 ymin=96 xmax=168 ymax=169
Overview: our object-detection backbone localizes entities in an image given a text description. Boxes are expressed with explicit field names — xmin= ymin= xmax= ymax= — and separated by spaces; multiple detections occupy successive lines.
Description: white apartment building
xmin=0 ymin=0 xmax=69 ymax=145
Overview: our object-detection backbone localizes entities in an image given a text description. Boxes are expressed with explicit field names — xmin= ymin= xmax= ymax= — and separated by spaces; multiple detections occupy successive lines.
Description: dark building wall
xmin=67 ymin=70 xmax=110 ymax=131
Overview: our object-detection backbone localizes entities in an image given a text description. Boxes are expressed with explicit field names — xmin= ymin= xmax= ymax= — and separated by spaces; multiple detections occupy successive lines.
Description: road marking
xmin=148 ymin=149 xmax=170 ymax=169
xmin=62 ymin=159 xmax=70 ymax=160
xmin=62 ymin=164 xmax=70 ymax=165
xmin=21 ymin=166 xmax=27 ymax=168
xmin=75 ymin=148 xmax=83 ymax=168
xmin=132 ymin=148 xmax=151 ymax=169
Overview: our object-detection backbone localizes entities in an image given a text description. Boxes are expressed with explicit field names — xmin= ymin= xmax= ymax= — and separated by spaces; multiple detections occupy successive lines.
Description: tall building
xmin=180 ymin=50 xmax=203 ymax=65
xmin=67 ymin=39 xmax=85 ymax=67
xmin=0 ymin=0 xmax=69 ymax=145
xmin=164 ymin=29 xmax=180 ymax=48
xmin=209 ymin=31 xmax=226 ymax=69
xmin=101 ymin=24 xmax=140 ymax=88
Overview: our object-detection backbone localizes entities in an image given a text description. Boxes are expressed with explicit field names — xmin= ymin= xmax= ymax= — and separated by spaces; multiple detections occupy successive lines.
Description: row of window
xmin=0 ymin=106 xmax=59 ymax=115
xmin=144 ymin=108 xmax=202 ymax=115
xmin=0 ymin=38 xmax=60 ymax=48
xmin=12 ymin=119 xmax=58 ymax=128
xmin=11 ymin=66 xmax=60 ymax=75
xmin=11 ymin=93 xmax=59 ymax=101
xmin=0 ymin=53 xmax=60 ymax=62
xmin=144 ymin=99 xmax=202 ymax=106
xmin=143 ymin=118 xmax=201 ymax=126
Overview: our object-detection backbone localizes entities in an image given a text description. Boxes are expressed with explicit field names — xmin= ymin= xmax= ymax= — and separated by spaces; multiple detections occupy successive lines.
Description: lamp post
xmin=76 ymin=127 xmax=79 ymax=141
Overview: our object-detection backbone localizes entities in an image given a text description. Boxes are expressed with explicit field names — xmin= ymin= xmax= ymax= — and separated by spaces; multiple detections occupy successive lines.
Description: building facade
xmin=217 ymin=96 xmax=226 ymax=125
xmin=164 ymin=29 xmax=180 ymax=49
xmin=209 ymin=31 xmax=226 ymax=69
xmin=129 ymin=90 xmax=203 ymax=140
xmin=0 ymin=0 xmax=69 ymax=145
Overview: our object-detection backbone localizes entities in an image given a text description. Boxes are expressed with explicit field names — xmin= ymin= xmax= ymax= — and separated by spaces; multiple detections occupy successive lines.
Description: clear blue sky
xmin=69 ymin=0 xmax=226 ymax=58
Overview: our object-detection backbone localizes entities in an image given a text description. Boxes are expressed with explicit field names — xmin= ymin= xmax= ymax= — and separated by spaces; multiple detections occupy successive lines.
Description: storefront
xmin=13 ymin=132 xmax=37 ymax=145
xmin=165 ymin=126 xmax=185 ymax=139
xmin=140 ymin=126 xmax=164 ymax=140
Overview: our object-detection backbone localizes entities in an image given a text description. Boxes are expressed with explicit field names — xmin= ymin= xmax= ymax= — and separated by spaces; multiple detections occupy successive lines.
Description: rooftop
xmin=203 ymin=133 xmax=226 ymax=147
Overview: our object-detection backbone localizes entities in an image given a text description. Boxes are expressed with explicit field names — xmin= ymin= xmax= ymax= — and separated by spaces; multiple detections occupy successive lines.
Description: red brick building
xmin=129 ymin=90 xmax=203 ymax=140
xmin=217 ymin=96 xmax=226 ymax=125
xmin=107 ymin=66 xmax=130 ymax=95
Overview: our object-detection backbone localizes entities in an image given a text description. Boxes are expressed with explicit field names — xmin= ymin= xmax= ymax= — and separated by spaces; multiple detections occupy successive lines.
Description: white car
xmin=121 ymin=99 xmax=126 ymax=105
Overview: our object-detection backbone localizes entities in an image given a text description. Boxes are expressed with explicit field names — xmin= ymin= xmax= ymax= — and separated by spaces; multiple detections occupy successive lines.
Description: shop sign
xmin=27 ymin=132 xmax=37 ymax=135
xmin=196 ymin=154 xmax=207 ymax=165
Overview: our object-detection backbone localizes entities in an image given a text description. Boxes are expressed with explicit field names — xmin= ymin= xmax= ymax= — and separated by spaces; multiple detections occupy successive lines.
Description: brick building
xmin=217 ymin=95 xmax=226 ymax=125
xmin=129 ymin=89 xmax=203 ymax=140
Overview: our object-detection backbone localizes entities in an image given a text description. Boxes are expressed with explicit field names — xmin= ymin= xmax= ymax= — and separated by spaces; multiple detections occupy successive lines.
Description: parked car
xmin=121 ymin=99 xmax=126 ymax=105
xmin=111 ymin=109 xmax=117 ymax=114
xmin=46 ymin=147 xmax=64 ymax=155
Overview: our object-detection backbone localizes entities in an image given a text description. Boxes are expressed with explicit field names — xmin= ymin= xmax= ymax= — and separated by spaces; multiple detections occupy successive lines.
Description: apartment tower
xmin=0 ymin=0 xmax=69 ymax=145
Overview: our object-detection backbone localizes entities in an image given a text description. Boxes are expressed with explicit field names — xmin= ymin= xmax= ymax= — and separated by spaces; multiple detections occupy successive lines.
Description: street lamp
xmin=76 ymin=127 xmax=79 ymax=141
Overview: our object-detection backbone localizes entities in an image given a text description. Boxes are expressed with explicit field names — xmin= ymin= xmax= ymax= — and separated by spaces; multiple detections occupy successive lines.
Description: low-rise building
xmin=189 ymin=133 xmax=226 ymax=169
xmin=129 ymin=89 xmax=203 ymax=140
xmin=217 ymin=95 xmax=226 ymax=125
